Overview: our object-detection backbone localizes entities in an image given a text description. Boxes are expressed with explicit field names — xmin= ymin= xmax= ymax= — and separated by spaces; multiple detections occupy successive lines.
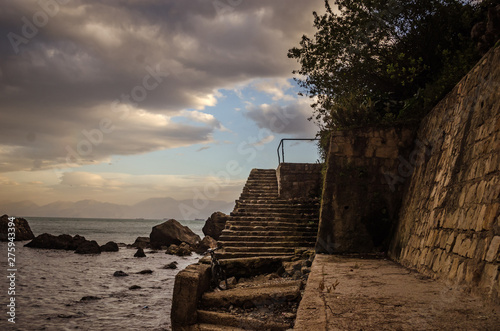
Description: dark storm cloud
xmin=0 ymin=0 xmax=323 ymax=171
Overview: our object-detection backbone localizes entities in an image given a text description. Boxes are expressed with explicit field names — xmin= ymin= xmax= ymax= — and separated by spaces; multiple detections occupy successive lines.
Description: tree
xmin=288 ymin=0 xmax=485 ymax=129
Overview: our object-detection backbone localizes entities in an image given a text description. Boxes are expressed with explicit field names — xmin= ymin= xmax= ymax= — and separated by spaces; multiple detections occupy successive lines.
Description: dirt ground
xmin=294 ymin=254 xmax=500 ymax=330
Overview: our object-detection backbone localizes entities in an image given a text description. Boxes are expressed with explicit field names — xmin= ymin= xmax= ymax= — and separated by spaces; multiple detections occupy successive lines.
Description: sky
xmin=0 ymin=0 xmax=324 ymax=216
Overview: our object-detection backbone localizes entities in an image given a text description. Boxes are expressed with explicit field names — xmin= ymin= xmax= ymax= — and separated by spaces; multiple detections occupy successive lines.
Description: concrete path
xmin=295 ymin=254 xmax=500 ymax=330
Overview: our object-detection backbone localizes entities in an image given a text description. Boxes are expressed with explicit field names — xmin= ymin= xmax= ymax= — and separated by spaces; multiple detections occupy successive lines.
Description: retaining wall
xmin=389 ymin=46 xmax=500 ymax=300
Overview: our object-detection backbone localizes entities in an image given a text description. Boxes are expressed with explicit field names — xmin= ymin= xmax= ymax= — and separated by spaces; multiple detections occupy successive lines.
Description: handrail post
xmin=276 ymin=138 xmax=320 ymax=165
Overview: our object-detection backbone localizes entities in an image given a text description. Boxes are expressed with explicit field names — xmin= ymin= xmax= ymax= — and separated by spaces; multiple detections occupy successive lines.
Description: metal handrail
xmin=277 ymin=138 xmax=319 ymax=164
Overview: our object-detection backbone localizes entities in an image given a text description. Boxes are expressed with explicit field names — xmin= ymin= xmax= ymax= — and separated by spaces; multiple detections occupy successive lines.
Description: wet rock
xmin=100 ymin=241 xmax=119 ymax=252
xmin=202 ymin=212 xmax=230 ymax=240
xmin=150 ymin=219 xmax=200 ymax=249
xmin=113 ymin=271 xmax=128 ymax=277
xmin=0 ymin=215 xmax=35 ymax=241
xmin=131 ymin=236 xmax=150 ymax=249
xmin=194 ymin=235 xmax=217 ymax=254
xmin=138 ymin=269 xmax=153 ymax=274
xmin=80 ymin=296 xmax=100 ymax=301
xmin=25 ymin=233 xmax=86 ymax=250
xmin=75 ymin=240 xmax=101 ymax=254
xmin=129 ymin=285 xmax=141 ymax=290
xmin=163 ymin=262 xmax=178 ymax=269
xmin=134 ymin=248 xmax=146 ymax=258
xmin=166 ymin=242 xmax=192 ymax=256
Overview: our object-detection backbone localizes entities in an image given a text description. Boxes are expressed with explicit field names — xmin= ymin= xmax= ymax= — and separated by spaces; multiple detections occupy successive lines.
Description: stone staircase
xmin=218 ymin=169 xmax=320 ymax=259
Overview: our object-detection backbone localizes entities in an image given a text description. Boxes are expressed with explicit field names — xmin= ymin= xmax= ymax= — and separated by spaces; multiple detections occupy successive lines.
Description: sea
xmin=0 ymin=217 xmax=205 ymax=331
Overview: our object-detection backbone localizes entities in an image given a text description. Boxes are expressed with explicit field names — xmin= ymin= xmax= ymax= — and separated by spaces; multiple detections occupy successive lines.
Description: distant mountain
xmin=1 ymin=197 xmax=234 ymax=220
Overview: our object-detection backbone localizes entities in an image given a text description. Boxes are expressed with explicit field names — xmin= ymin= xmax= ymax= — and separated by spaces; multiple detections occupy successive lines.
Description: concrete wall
xmin=316 ymin=126 xmax=416 ymax=254
xmin=277 ymin=163 xmax=323 ymax=199
xmin=389 ymin=47 xmax=500 ymax=301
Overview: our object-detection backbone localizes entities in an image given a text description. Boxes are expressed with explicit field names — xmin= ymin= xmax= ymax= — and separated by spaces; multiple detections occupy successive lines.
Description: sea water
xmin=0 ymin=217 xmax=205 ymax=331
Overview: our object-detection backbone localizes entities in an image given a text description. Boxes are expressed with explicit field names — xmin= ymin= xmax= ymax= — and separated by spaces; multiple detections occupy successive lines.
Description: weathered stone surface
xmin=388 ymin=47 xmax=500 ymax=301
xmin=171 ymin=263 xmax=211 ymax=327
xmin=194 ymin=235 xmax=217 ymax=254
xmin=100 ymin=241 xmax=119 ymax=252
xmin=201 ymin=280 xmax=301 ymax=308
xmin=134 ymin=248 xmax=146 ymax=258
xmin=150 ymin=219 xmax=201 ymax=249
xmin=277 ymin=163 xmax=322 ymax=199
xmin=0 ymin=215 xmax=35 ymax=241
xmin=317 ymin=125 xmax=417 ymax=254
xmin=131 ymin=236 xmax=150 ymax=249
xmin=166 ymin=242 xmax=192 ymax=256
xmin=25 ymin=233 xmax=87 ymax=250
xmin=202 ymin=212 xmax=230 ymax=240
xmin=113 ymin=270 xmax=128 ymax=277
xmin=75 ymin=240 xmax=101 ymax=254
xmin=162 ymin=261 xmax=178 ymax=269
xmin=220 ymin=256 xmax=284 ymax=278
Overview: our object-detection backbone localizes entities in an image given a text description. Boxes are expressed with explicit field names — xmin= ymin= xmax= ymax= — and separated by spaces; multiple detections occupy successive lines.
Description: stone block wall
xmin=316 ymin=126 xmax=416 ymax=254
xmin=389 ymin=47 xmax=500 ymax=301
xmin=277 ymin=163 xmax=323 ymax=199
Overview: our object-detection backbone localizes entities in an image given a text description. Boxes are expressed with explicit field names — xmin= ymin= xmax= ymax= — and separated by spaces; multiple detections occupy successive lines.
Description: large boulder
xmin=75 ymin=240 xmax=101 ymax=254
xmin=25 ymin=233 xmax=88 ymax=250
xmin=150 ymin=219 xmax=201 ymax=249
xmin=194 ymin=235 xmax=217 ymax=254
xmin=100 ymin=241 xmax=119 ymax=252
xmin=202 ymin=212 xmax=229 ymax=240
xmin=0 ymin=215 xmax=35 ymax=241
xmin=131 ymin=236 xmax=150 ymax=249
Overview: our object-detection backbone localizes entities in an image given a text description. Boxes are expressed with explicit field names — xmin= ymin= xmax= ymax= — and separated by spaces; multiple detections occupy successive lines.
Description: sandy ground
xmin=295 ymin=254 xmax=500 ymax=331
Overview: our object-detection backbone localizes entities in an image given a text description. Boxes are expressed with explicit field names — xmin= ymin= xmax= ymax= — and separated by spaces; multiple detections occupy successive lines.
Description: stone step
xmin=239 ymin=193 xmax=279 ymax=199
xmin=225 ymin=225 xmax=317 ymax=233
xmin=219 ymin=241 xmax=313 ymax=248
xmin=218 ymin=235 xmax=317 ymax=243
xmin=221 ymin=229 xmax=318 ymax=236
xmin=197 ymin=311 xmax=290 ymax=330
xmin=223 ymin=246 xmax=300 ymax=254
xmin=230 ymin=212 xmax=318 ymax=219
xmin=228 ymin=217 xmax=319 ymax=225
xmin=226 ymin=220 xmax=318 ymax=228
xmin=201 ymin=280 xmax=302 ymax=308
xmin=233 ymin=207 xmax=319 ymax=214
xmin=235 ymin=199 xmax=320 ymax=206
xmin=218 ymin=252 xmax=294 ymax=259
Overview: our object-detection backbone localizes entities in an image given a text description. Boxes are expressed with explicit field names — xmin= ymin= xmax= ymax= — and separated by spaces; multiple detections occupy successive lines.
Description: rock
xmin=283 ymin=261 xmax=303 ymax=276
xmin=222 ymin=256 xmax=283 ymax=278
xmin=227 ymin=276 xmax=238 ymax=286
xmin=113 ymin=271 xmax=128 ymax=277
xmin=194 ymin=235 xmax=217 ymax=254
xmin=163 ymin=262 xmax=178 ymax=269
xmin=25 ymin=233 xmax=88 ymax=250
xmin=80 ymin=296 xmax=100 ymax=301
xmin=202 ymin=212 xmax=230 ymax=240
xmin=129 ymin=285 xmax=141 ymax=290
xmin=0 ymin=215 xmax=35 ymax=241
xmin=134 ymin=248 xmax=146 ymax=258
xmin=166 ymin=242 xmax=192 ymax=256
xmin=292 ymin=270 xmax=302 ymax=280
xmin=138 ymin=269 xmax=153 ymax=274
xmin=75 ymin=240 xmax=101 ymax=254
xmin=166 ymin=244 xmax=179 ymax=255
xmin=100 ymin=241 xmax=119 ymax=252
xmin=132 ymin=236 xmax=150 ymax=249
xmin=301 ymin=266 xmax=311 ymax=275
xmin=150 ymin=219 xmax=201 ymax=249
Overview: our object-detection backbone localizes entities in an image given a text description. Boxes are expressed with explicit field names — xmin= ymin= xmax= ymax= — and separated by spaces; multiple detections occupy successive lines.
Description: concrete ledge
xmin=295 ymin=254 xmax=500 ymax=330
xmin=171 ymin=263 xmax=211 ymax=330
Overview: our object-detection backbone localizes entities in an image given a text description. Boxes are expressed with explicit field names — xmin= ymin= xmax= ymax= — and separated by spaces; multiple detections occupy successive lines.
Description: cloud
xmin=0 ymin=0 xmax=324 ymax=173
xmin=244 ymin=98 xmax=318 ymax=136
xmin=253 ymin=78 xmax=294 ymax=101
